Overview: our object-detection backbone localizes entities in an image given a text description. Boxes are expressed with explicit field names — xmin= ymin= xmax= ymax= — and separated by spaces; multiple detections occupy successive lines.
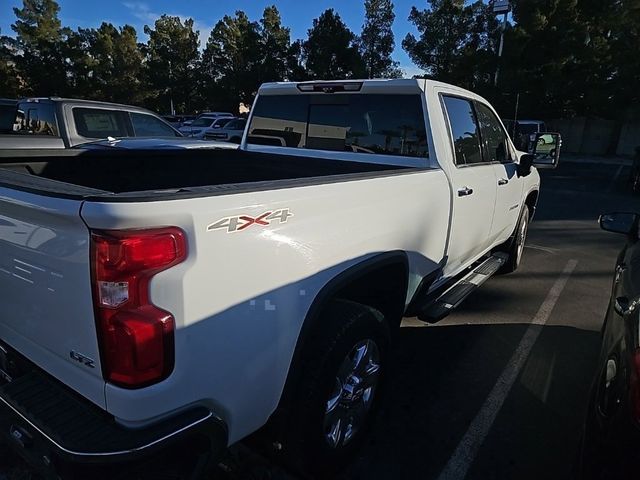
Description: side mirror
xmin=531 ymin=132 xmax=561 ymax=169
xmin=517 ymin=153 xmax=534 ymax=177
xmin=599 ymin=212 xmax=639 ymax=236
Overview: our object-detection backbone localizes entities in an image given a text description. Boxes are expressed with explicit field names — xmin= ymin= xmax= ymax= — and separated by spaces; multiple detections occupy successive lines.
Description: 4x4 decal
xmin=207 ymin=209 xmax=293 ymax=233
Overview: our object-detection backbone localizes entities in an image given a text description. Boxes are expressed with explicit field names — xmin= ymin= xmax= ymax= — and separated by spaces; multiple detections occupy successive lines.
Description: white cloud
xmin=401 ymin=65 xmax=424 ymax=79
xmin=191 ymin=20 xmax=213 ymax=47
xmin=122 ymin=1 xmax=158 ymax=25
xmin=121 ymin=1 xmax=212 ymax=47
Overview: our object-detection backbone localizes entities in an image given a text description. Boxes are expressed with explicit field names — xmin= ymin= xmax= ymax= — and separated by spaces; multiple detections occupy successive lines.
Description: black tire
xmin=498 ymin=204 xmax=530 ymax=274
xmin=277 ymin=300 xmax=390 ymax=478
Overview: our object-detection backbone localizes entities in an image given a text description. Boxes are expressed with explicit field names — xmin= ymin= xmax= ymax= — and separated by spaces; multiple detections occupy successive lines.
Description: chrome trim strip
xmin=0 ymin=393 xmax=214 ymax=458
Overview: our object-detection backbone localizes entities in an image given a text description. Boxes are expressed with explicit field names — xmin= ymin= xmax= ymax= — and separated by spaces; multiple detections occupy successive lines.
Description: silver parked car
xmin=0 ymin=97 xmax=182 ymax=149
xmin=204 ymin=118 xmax=247 ymax=143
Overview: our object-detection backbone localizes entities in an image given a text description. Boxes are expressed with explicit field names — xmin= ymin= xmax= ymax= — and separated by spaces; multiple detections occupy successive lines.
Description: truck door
xmin=474 ymin=101 xmax=524 ymax=244
xmin=441 ymin=95 xmax=498 ymax=275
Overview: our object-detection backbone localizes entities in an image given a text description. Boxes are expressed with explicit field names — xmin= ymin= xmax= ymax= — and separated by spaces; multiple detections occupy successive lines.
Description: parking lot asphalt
xmin=2 ymin=158 xmax=639 ymax=480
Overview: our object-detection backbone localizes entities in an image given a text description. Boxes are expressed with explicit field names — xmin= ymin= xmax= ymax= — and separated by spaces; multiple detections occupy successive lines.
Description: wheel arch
xmin=525 ymin=189 xmax=539 ymax=219
xmin=266 ymin=251 xmax=409 ymax=438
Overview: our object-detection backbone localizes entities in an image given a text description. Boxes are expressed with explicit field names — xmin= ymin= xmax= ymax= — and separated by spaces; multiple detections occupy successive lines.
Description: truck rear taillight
xmin=90 ymin=227 xmax=187 ymax=388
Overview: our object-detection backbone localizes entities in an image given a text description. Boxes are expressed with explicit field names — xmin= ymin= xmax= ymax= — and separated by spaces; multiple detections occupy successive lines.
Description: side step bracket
xmin=417 ymin=253 xmax=507 ymax=323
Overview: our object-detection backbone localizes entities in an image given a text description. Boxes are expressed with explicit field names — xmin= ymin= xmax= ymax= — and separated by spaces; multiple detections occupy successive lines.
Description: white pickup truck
xmin=0 ymin=79 xmax=559 ymax=479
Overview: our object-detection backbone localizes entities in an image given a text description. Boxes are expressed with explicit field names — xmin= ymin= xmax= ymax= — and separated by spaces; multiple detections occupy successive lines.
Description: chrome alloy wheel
xmin=323 ymin=339 xmax=380 ymax=449
xmin=516 ymin=213 xmax=529 ymax=265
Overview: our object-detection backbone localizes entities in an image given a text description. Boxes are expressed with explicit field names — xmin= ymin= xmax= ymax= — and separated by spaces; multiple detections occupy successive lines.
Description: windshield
xmin=191 ymin=117 xmax=215 ymax=127
xmin=517 ymin=123 xmax=542 ymax=134
xmin=225 ymin=119 xmax=246 ymax=130
xmin=213 ymin=118 xmax=233 ymax=128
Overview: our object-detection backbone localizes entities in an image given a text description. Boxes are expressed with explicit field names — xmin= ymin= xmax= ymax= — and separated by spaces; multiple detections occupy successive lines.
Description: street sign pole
xmin=493 ymin=1 xmax=510 ymax=87
xmin=494 ymin=12 xmax=508 ymax=87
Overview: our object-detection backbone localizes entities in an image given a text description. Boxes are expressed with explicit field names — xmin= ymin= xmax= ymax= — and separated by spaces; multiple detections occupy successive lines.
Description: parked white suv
xmin=204 ymin=117 xmax=246 ymax=143
xmin=178 ymin=114 xmax=234 ymax=139
xmin=0 ymin=79 xmax=560 ymax=478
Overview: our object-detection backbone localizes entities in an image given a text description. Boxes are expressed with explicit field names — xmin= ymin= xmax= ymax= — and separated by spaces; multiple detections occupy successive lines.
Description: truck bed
xmin=0 ymin=149 xmax=411 ymax=199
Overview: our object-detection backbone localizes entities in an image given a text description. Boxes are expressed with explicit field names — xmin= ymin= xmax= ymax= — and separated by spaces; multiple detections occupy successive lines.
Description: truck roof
xmin=257 ymin=78 xmax=486 ymax=102
xmin=20 ymin=97 xmax=155 ymax=114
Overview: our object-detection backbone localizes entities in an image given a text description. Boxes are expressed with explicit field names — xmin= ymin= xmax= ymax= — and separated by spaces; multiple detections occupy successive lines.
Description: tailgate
xmin=0 ymin=187 xmax=105 ymax=408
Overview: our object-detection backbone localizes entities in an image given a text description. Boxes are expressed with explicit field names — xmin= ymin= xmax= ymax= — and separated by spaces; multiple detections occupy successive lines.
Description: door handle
xmin=457 ymin=187 xmax=474 ymax=197
xmin=498 ymin=178 xmax=509 ymax=186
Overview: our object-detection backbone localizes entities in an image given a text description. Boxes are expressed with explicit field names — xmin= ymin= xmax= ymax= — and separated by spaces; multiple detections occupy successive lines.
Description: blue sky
xmin=0 ymin=0 xmax=428 ymax=76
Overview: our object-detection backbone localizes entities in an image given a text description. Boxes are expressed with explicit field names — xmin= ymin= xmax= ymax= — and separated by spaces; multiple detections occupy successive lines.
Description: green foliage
xmin=361 ymin=0 xmax=401 ymax=78
xmin=144 ymin=15 xmax=200 ymax=113
xmin=200 ymin=6 xmax=302 ymax=112
xmin=202 ymin=11 xmax=263 ymax=110
xmin=402 ymin=0 xmax=498 ymax=89
xmin=302 ymin=9 xmax=366 ymax=79
xmin=259 ymin=6 xmax=299 ymax=82
xmin=11 ymin=0 xmax=68 ymax=96
xmin=1 ymin=0 xmax=638 ymax=121
xmin=0 ymin=31 xmax=21 ymax=97
xmin=499 ymin=0 xmax=585 ymax=118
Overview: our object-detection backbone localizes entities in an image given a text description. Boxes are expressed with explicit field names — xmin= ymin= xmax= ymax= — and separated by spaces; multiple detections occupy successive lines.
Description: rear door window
xmin=475 ymin=102 xmax=512 ymax=164
xmin=442 ymin=96 xmax=483 ymax=165
xmin=247 ymin=94 xmax=428 ymax=158
xmin=130 ymin=113 xmax=179 ymax=137
xmin=73 ymin=108 xmax=130 ymax=138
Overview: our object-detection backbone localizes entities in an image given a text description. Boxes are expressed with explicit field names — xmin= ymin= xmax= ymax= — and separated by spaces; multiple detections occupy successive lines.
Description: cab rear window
xmin=12 ymin=102 xmax=59 ymax=136
xmin=247 ymin=94 xmax=428 ymax=158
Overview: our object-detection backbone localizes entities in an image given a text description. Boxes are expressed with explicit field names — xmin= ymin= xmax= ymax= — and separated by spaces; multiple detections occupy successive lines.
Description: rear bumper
xmin=0 ymin=351 xmax=227 ymax=477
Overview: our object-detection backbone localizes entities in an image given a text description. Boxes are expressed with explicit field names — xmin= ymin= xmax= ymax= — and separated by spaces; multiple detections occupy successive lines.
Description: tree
xmin=201 ymin=11 xmax=262 ymax=110
xmin=498 ymin=0 xmax=585 ymax=118
xmin=402 ymin=0 xmax=498 ymax=89
xmin=62 ymin=27 xmax=95 ymax=99
xmin=11 ymin=0 xmax=68 ymax=96
xmin=302 ymin=9 xmax=366 ymax=79
xmin=86 ymin=23 xmax=144 ymax=104
xmin=0 ymin=30 xmax=21 ymax=97
xmin=259 ymin=6 xmax=300 ymax=83
xmin=360 ymin=0 xmax=401 ymax=78
xmin=144 ymin=15 xmax=200 ymax=113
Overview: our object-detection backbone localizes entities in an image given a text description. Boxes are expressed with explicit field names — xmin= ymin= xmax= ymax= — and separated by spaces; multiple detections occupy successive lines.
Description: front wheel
xmin=278 ymin=300 xmax=390 ymax=477
xmin=498 ymin=204 xmax=530 ymax=274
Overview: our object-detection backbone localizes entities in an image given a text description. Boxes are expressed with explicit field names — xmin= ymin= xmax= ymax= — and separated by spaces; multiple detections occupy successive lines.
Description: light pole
xmin=493 ymin=0 xmax=510 ymax=87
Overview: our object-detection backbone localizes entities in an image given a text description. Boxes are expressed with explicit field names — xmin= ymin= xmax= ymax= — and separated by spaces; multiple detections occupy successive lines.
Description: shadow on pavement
xmin=345 ymin=324 xmax=601 ymax=480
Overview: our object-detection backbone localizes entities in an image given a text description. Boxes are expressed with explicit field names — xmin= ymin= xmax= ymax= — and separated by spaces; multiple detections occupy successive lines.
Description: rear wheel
xmin=277 ymin=300 xmax=390 ymax=477
xmin=498 ymin=204 xmax=529 ymax=274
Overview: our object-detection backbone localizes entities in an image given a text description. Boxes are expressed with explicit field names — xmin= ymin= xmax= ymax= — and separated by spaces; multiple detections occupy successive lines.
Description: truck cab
xmin=0 ymin=98 xmax=182 ymax=150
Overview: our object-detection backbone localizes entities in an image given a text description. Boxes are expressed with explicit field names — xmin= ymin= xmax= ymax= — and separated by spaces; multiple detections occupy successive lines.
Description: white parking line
xmin=436 ymin=259 xmax=578 ymax=480
xmin=608 ymin=165 xmax=625 ymax=192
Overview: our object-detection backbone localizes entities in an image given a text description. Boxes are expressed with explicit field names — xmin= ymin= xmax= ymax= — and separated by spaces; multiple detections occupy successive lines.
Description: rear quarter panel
xmin=80 ymin=170 xmax=450 ymax=442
